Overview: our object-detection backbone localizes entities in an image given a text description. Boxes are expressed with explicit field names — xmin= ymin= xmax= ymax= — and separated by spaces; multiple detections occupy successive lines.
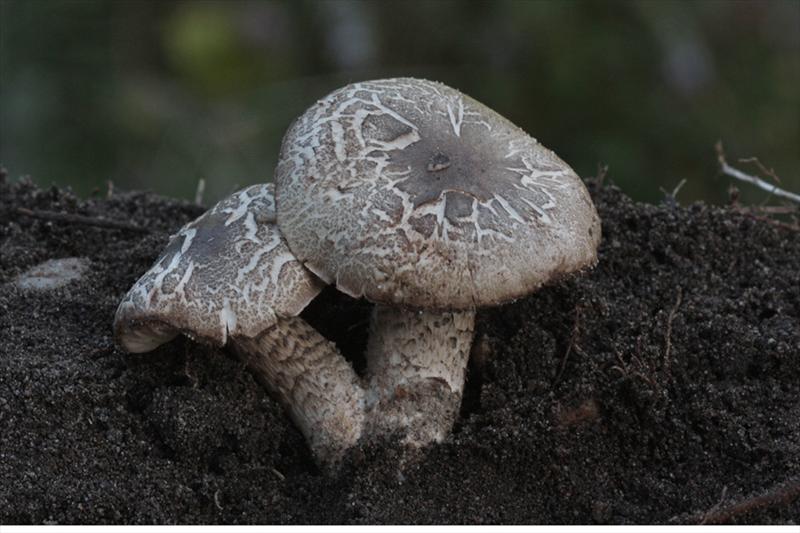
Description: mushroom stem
xmin=364 ymin=305 xmax=475 ymax=446
xmin=232 ymin=316 xmax=365 ymax=465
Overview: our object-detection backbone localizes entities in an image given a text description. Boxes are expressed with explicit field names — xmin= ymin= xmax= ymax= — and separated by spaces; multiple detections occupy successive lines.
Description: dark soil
xmin=1 ymin=173 xmax=798 ymax=524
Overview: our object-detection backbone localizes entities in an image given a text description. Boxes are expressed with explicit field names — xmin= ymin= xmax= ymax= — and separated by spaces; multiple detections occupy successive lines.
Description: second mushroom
xmin=114 ymin=184 xmax=366 ymax=464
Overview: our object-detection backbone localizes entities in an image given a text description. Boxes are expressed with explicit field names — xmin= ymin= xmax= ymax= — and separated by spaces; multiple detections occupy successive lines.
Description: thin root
xmin=16 ymin=207 xmax=150 ymax=233
xmin=688 ymin=477 xmax=800 ymax=524
xmin=555 ymin=305 xmax=582 ymax=384
xmin=663 ymin=288 xmax=683 ymax=375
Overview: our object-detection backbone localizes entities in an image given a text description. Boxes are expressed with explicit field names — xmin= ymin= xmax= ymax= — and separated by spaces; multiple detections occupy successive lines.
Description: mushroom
xmin=113 ymin=184 xmax=366 ymax=464
xmin=275 ymin=78 xmax=601 ymax=445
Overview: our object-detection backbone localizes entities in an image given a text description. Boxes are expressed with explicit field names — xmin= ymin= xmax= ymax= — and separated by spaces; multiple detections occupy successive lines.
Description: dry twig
xmin=685 ymin=477 xmax=800 ymax=524
xmin=660 ymin=178 xmax=688 ymax=204
xmin=738 ymin=156 xmax=782 ymax=184
xmin=735 ymin=212 xmax=800 ymax=232
xmin=609 ymin=336 xmax=659 ymax=390
xmin=594 ymin=163 xmax=609 ymax=187
xmin=16 ymin=207 xmax=149 ymax=233
xmin=663 ymin=288 xmax=683 ymax=375
xmin=195 ymin=178 xmax=206 ymax=206
xmin=555 ymin=305 xmax=582 ymax=384
xmin=716 ymin=142 xmax=800 ymax=204
xmin=670 ymin=178 xmax=687 ymax=198
xmin=735 ymin=205 xmax=797 ymax=215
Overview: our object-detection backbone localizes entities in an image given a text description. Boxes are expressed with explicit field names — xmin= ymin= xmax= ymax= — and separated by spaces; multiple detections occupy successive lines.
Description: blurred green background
xmin=1 ymin=0 xmax=798 ymax=205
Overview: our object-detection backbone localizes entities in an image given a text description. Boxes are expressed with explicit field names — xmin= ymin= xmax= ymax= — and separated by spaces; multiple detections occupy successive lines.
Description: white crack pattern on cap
xmin=276 ymin=78 xmax=601 ymax=309
xmin=114 ymin=183 xmax=323 ymax=352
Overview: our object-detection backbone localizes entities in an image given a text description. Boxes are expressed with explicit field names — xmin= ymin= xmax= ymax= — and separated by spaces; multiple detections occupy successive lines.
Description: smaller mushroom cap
xmin=276 ymin=78 xmax=601 ymax=309
xmin=114 ymin=184 xmax=323 ymax=353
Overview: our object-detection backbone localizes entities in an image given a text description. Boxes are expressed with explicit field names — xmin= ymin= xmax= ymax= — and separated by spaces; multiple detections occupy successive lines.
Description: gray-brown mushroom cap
xmin=114 ymin=184 xmax=324 ymax=353
xmin=275 ymin=78 xmax=601 ymax=310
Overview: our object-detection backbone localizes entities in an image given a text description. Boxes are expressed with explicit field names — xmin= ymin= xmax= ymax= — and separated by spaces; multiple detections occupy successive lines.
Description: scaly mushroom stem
xmin=365 ymin=305 xmax=475 ymax=446
xmin=233 ymin=316 xmax=366 ymax=465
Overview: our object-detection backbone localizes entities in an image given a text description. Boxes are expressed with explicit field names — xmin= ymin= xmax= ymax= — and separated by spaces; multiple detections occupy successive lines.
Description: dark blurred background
xmin=1 ymin=0 xmax=798 ymax=205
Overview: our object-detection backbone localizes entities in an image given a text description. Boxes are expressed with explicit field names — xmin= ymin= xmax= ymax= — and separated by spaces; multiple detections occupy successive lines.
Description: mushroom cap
xmin=114 ymin=184 xmax=324 ymax=353
xmin=275 ymin=78 xmax=601 ymax=310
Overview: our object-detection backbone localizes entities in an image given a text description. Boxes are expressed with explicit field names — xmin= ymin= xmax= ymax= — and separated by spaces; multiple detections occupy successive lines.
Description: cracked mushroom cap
xmin=275 ymin=78 xmax=601 ymax=309
xmin=114 ymin=184 xmax=324 ymax=353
